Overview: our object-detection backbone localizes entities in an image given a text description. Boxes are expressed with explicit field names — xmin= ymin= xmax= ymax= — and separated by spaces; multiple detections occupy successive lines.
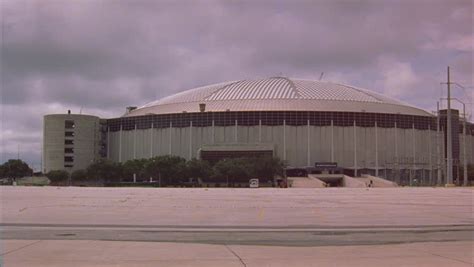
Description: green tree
xmin=144 ymin=155 xmax=187 ymax=185
xmin=122 ymin=159 xmax=149 ymax=181
xmin=1 ymin=159 xmax=33 ymax=181
xmin=213 ymin=158 xmax=252 ymax=185
xmin=46 ymin=170 xmax=69 ymax=184
xmin=0 ymin=164 xmax=6 ymax=178
xmin=86 ymin=159 xmax=123 ymax=183
xmin=71 ymin=169 xmax=88 ymax=181
xmin=186 ymin=158 xmax=212 ymax=182
xmin=251 ymin=156 xmax=286 ymax=182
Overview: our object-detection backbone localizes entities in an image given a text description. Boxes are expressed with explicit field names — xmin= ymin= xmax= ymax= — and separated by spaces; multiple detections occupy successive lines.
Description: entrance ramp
xmin=361 ymin=175 xmax=398 ymax=187
xmin=310 ymin=174 xmax=342 ymax=187
xmin=342 ymin=175 xmax=367 ymax=188
xmin=311 ymin=174 xmax=366 ymax=188
xmin=288 ymin=176 xmax=327 ymax=188
xmin=288 ymin=174 xmax=398 ymax=188
xmin=309 ymin=174 xmax=366 ymax=188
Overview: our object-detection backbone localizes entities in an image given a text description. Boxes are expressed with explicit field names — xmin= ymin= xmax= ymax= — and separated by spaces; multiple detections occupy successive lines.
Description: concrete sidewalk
xmin=2 ymin=240 xmax=472 ymax=267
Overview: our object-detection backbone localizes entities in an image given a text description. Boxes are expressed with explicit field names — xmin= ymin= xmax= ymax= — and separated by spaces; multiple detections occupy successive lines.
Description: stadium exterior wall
xmin=105 ymin=111 xmax=474 ymax=185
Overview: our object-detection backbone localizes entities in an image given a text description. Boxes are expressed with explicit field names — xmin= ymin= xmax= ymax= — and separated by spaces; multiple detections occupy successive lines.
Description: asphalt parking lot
xmin=1 ymin=186 xmax=473 ymax=266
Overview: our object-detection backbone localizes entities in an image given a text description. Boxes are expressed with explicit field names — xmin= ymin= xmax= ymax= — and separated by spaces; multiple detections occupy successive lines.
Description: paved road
xmin=1 ymin=224 xmax=473 ymax=246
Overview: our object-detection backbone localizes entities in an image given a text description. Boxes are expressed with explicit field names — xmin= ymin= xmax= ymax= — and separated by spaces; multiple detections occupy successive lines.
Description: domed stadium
xmin=44 ymin=77 xmax=474 ymax=185
xmin=125 ymin=77 xmax=429 ymax=116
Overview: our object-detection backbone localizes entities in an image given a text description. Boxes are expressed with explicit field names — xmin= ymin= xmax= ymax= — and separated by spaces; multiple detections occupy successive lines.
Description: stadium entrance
xmin=199 ymin=144 xmax=274 ymax=164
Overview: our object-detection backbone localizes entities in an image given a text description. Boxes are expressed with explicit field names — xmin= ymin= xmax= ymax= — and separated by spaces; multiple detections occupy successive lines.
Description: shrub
xmin=144 ymin=155 xmax=187 ymax=185
xmin=212 ymin=158 xmax=252 ymax=184
xmin=46 ymin=170 xmax=69 ymax=184
xmin=122 ymin=159 xmax=148 ymax=181
xmin=86 ymin=159 xmax=123 ymax=183
xmin=186 ymin=158 xmax=212 ymax=182
xmin=251 ymin=156 xmax=285 ymax=182
xmin=71 ymin=169 xmax=88 ymax=181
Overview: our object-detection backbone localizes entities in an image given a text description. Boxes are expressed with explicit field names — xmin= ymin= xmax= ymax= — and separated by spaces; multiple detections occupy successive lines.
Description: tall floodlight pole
xmin=446 ymin=66 xmax=453 ymax=185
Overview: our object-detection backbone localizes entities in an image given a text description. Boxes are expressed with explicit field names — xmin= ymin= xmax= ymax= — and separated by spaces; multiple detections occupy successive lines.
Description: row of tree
xmin=46 ymin=156 xmax=286 ymax=186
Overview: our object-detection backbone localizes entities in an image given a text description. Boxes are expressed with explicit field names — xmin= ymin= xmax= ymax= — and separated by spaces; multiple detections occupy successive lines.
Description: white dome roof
xmin=125 ymin=77 xmax=432 ymax=117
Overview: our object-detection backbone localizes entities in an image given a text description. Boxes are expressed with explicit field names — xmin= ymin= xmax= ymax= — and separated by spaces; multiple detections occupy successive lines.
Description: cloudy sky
xmin=1 ymin=0 xmax=472 ymax=170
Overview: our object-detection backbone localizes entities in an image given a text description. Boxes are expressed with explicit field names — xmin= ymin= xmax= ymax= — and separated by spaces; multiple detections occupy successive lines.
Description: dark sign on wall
xmin=315 ymin=162 xmax=338 ymax=168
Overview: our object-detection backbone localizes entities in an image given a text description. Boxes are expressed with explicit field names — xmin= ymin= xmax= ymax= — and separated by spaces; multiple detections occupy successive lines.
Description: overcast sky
xmin=1 ymin=0 xmax=473 ymax=170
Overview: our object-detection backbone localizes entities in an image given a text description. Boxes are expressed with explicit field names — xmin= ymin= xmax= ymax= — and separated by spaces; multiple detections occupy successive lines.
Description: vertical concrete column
xmin=133 ymin=124 xmax=137 ymax=160
xmin=436 ymin=116 xmax=442 ymax=185
xmin=93 ymin=121 xmax=98 ymax=162
xmin=150 ymin=123 xmax=154 ymax=158
xmin=410 ymin=123 xmax=415 ymax=186
xmin=119 ymin=124 xmax=123 ymax=163
xmin=331 ymin=120 xmax=334 ymax=162
xmin=375 ymin=121 xmax=379 ymax=177
xmin=107 ymin=126 xmax=110 ymax=159
xmin=469 ymin=134 xmax=472 ymax=165
xmin=441 ymin=125 xmax=446 ymax=184
xmin=234 ymin=120 xmax=238 ymax=142
xmin=259 ymin=119 xmax=262 ymax=142
xmin=468 ymin=134 xmax=471 ymax=165
xmin=169 ymin=121 xmax=172 ymax=155
xmin=428 ymin=125 xmax=433 ymax=185
xmin=212 ymin=119 xmax=215 ymax=144
xmin=283 ymin=119 xmax=287 ymax=161
xmin=463 ymin=122 xmax=467 ymax=186
xmin=189 ymin=121 xmax=193 ymax=160
xmin=353 ymin=120 xmax=358 ymax=177
xmin=307 ymin=119 xmax=310 ymax=166
xmin=394 ymin=121 xmax=399 ymax=183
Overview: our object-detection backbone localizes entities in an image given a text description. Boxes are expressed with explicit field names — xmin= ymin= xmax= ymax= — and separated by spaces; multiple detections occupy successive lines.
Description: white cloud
xmin=375 ymin=57 xmax=419 ymax=98
xmin=1 ymin=0 xmax=472 ymax=167
xmin=422 ymin=34 xmax=474 ymax=52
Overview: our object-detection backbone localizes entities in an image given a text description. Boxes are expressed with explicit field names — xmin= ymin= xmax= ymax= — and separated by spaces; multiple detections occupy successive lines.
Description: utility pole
xmin=446 ymin=66 xmax=453 ymax=186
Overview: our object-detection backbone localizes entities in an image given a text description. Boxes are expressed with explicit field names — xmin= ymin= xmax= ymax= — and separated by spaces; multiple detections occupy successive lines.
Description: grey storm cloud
xmin=1 ymin=0 xmax=472 ymax=169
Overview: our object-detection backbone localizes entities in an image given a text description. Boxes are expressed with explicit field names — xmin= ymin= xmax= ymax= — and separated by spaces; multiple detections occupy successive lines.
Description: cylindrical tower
xmin=43 ymin=113 xmax=105 ymax=173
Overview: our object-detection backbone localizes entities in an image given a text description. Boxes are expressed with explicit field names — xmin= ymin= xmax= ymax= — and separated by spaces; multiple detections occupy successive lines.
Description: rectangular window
xmin=64 ymin=148 xmax=74 ymax=153
xmin=65 ymin=139 xmax=74 ymax=145
xmin=64 ymin=156 xmax=74 ymax=162
xmin=65 ymin=131 xmax=74 ymax=137
xmin=65 ymin=120 xmax=75 ymax=129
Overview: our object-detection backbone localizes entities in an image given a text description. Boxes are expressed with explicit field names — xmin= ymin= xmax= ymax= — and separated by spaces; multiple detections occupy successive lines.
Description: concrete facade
xmin=43 ymin=114 xmax=104 ymax=173
xmin=107 ymin=122 xmax=474 ymax=184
